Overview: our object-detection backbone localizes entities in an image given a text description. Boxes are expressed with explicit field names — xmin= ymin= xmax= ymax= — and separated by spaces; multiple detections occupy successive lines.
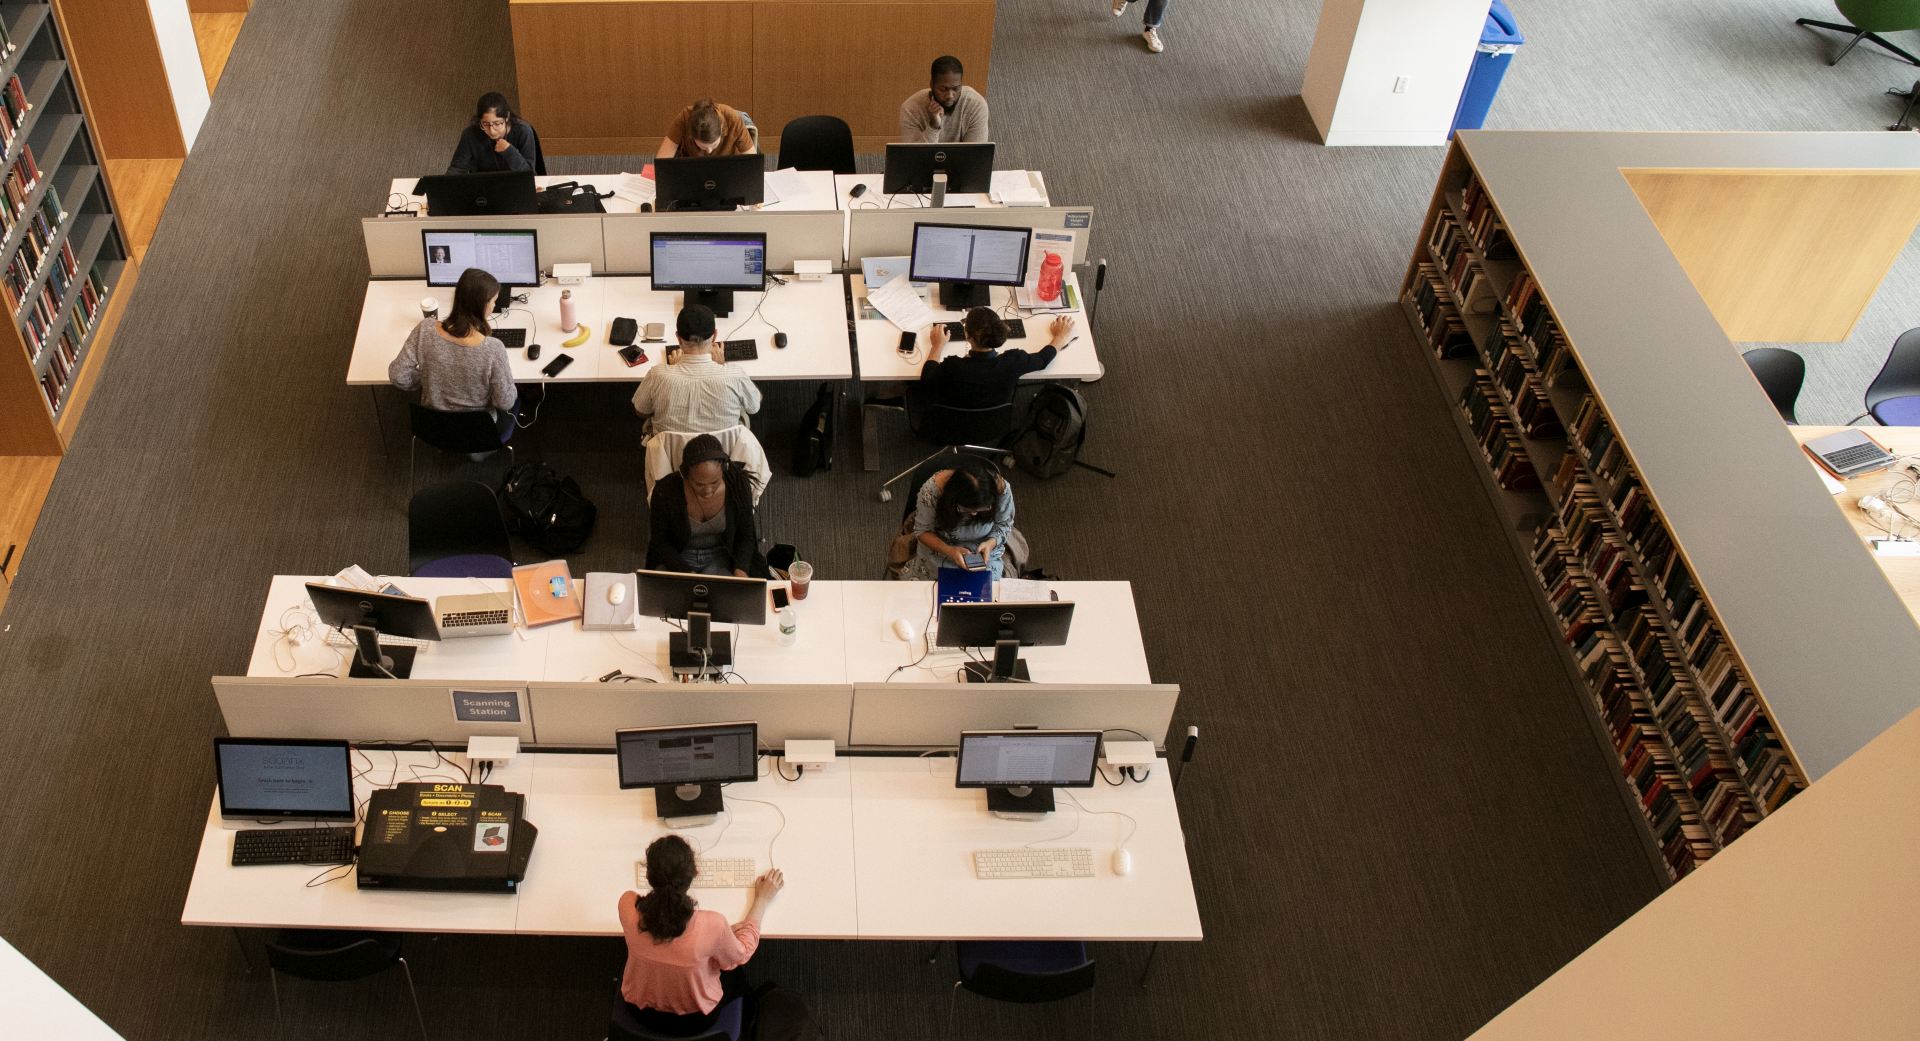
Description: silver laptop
xmin=435 ymin=592 xmax=514 ymax=638
xmin=1804 ymin=428 xmax=1894 ymax=479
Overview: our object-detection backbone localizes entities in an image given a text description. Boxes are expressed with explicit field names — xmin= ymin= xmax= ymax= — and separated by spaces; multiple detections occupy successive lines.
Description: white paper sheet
xmin=990 ymin=170 xmax=1045 ymax=206
xmin=612 ymin=172 xmax=656 ymax=206
xmin=763 ymin=167 xmax=810 ymax=208
xmin=866 ymin=274 xmax=936 ymax=332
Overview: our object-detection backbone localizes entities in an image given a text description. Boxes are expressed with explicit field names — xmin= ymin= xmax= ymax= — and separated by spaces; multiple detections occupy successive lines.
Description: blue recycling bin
xmin=1450 ymin=0 xmax=1523 ymax=136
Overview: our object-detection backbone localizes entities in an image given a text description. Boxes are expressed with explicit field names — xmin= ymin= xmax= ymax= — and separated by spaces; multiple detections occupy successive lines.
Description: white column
xmin=146 ymin=0 xmax=211 ymax=149
xmin=1301 ymin=0 xmax=1489 ymax=147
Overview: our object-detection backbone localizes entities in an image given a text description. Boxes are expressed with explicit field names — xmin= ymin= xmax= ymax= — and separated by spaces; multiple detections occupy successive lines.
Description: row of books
xmin=0 ymin=10 xmax=19 ymax=56
xmin=26 ymin=252 xmax=97 ymax=361
xmin=3 ymin=185 xmax=63 ymax=309
xmin=0 ymin=141 xmax=41 ymax=237
xmin=1404 ymin=262 xmax=1474 ymax=360
xmin=1569 ymin=395 xmax=1627 ymax=481
xmin=0 ymin=74 xmax=30 ymax=153
xmin=34 ymin=264 xmax=105 ymax=416
xmin=1459 ymin=372 xmax=1541 ymax=491
xmin=1456 ymin=178 xmax=1517 ymax=262
xmin=1427 ymin=213 xmax=1502 ymax=319
xmin=1489 ymin=325 xmax=1564 ymax=439
xmin=1605 ymin=472 xmax=1675 ymax=579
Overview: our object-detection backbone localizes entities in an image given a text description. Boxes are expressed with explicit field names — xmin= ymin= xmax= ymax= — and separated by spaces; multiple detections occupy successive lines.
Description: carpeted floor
xmin=0 ymin=1 xmax=1910 ymax=1038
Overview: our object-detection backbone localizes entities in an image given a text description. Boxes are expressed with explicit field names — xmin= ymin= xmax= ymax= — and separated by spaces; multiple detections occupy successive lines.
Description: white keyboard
xmin=972 ymin=847 xmax=1095 ymax=879
xmin=636 ymin=856 xmax=757 ymax=889
xmin=322 ymin=629 xmax=432 ymax=649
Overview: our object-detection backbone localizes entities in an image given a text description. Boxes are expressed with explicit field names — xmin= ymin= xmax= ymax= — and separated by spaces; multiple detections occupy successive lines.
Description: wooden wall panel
xmin=0 ymin=349 xmax=60 ymax=456
xmin=1624 ymin=169 xmax=1920 ymax=343
xmin=187 ymin=0 xmax=250 ymax=12
xmin=52 ymin=0 xmax=187 ymax=159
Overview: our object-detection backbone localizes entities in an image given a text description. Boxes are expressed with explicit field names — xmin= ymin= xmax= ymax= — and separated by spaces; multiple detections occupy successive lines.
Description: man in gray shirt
xmin=899 ymin=55 xmax=988 ymax=144
xmin=630 ymin=304 xmax=762 ymax=434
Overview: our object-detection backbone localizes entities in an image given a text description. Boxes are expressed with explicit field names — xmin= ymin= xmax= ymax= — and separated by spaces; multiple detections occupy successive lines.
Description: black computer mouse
xmin=773 ymin=332 xmax=788 ymax=349
xmin=527 ymin=344 xmax=542 ymax=361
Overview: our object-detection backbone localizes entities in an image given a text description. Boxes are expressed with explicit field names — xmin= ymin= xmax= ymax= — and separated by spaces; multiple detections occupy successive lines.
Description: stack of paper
xmin=612 ymin=170 xmax=656 ymax=206
xmin=866 ymin=274 xmax=937 ymax=332
xmin=990 ymin=170 xmax=1045 ymax=207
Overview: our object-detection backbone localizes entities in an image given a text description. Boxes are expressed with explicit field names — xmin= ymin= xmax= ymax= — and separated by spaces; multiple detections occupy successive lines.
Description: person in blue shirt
xmin=448 ymin=92 xmax=540 ymax=174
xmin=888 ymin=461 xmax=1016 ymax=580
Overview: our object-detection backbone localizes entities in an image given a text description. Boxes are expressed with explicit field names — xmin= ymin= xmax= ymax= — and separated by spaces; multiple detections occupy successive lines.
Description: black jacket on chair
xmin=646 ymin=474 xmax=767 ymax=576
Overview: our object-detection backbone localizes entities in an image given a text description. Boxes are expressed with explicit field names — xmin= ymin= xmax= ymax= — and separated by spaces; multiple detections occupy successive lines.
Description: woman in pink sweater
xmin=618 ymin=835 xmax=785 ymax=1035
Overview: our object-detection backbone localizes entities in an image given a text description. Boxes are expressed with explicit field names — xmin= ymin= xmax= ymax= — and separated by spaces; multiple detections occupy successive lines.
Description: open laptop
xmin=1804 ymin=428 xmax=1895 ymax=479
xmin=214 ymin=737 xmax=355 ymax=830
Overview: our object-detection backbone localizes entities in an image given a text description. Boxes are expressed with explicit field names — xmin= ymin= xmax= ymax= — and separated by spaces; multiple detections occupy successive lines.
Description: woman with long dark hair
xmin=647 ymin=434 xmax=766 ymax=577
xmin=888 ymin=460 xmax=1016 ymax=580
xmin=447 ymin=91 xmax=540 ymax=174
xmin=388 ymin=267 xmax=519 ymax=440
xmin=618 ymin=835 xmax=784 ymax=1034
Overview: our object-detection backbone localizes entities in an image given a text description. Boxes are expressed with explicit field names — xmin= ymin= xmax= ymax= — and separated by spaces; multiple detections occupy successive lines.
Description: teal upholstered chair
xmin=1797 ymin=0 xmax=1920 ymax=65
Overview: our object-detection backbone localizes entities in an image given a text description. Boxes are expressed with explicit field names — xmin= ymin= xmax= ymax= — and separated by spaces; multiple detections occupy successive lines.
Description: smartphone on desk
xmin=541 ymin=353 xmax=575 ymax=377
xmin=770 ymin=586 xmax=790 ymax=612
xmin=618 ymin=345 xmax=646 ymax=367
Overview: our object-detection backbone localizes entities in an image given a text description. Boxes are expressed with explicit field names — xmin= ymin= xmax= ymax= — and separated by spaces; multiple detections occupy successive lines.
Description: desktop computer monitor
xmin=936 ymin=600 xmax=1074 ymax=683
xmin=214 ymin=737 xmax=356 ymax=823
xmin=650 ymin=231 xmax=767 ymax=318
xmin=415 ymin=171 xmax=538 ymax=217
xmin=655 ymin=154 xmax=765 ymax=213
xmin=635 ymin=568 xmax=769 ymax=678
xmin=304 ymin=581 xmax=441 ymax=679
xmin=616 ymin=721 xmax=759 ymax=822
xmin=909 ymin=221 xmax=1031 ymax=309
xmin=955 ymin=729 xmax=1100 ymax=817
xmin=883 ymin=142 xmax=995 ymax=198
xmin=423 ymin=228 xmax=541 ymax=315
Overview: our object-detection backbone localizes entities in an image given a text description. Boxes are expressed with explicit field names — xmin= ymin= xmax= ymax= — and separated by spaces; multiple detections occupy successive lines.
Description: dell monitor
xmin=883 ymin=142 xmax=995 ymax=202
xmin=650 ymin=231 xmax=767 ymax=317
xmin=416 ymin=170 xmax=538 ymax=217
xmin=956 ymin=729 xmax=1100 ymax=817
xmin=937 ymin=600 xmax=1074 ymax=683
xmin=656 ymin=154 xmax=765 ymax=213
xmin=423 ymin=228 xmax=540 ymax=315
xmin=616 ymin=722 xmax=759 ymax=823
xmin=215 ymin=737 xmax=356 ymax=823
xmin=909 ymin=221 xmax=1031 ymax=309
xmin=635 ymin=568 xmax=769 ymax=678
xmin=304 ymin=581 xmax=441 ymax=679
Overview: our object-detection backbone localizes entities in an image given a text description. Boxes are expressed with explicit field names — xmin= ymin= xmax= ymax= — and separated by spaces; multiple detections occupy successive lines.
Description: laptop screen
xmin=215 ymin=738 xmax=355 ymax=821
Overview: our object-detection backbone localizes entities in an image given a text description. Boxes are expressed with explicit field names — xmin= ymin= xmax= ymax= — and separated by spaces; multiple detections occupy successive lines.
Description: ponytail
xmin=639 ymin=835 xmax=697 ymax=942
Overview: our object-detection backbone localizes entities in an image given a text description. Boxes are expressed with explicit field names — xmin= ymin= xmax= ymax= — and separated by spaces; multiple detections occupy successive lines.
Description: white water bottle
xmin=559 ymin=288 xmax=576 ymax=332
xmin=778 ymin=606 xmax=797 ymax=645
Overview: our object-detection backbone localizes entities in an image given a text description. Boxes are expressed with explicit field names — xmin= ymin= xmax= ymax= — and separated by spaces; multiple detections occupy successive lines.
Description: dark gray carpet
xmin=28 ymin=0 xmax=1907 ymax=1037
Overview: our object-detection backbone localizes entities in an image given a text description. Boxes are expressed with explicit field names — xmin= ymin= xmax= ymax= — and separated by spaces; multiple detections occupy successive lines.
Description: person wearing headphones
xmin=447 ymin=92 xmax=541 ymax=174
xmin=617 ymin=835 xmax=784 ymax=1036
xmin=647 ymin=435 xmax=766 ymax=577
xmin=919 ymin=307 xmax=1074 ymax=410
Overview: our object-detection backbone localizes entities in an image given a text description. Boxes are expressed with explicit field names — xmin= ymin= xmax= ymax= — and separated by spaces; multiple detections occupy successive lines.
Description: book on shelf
xmin=1404 ymin=261 xmax=1474 ymax=360
xmin=1458 ymin=372 xmax=1541 ymax=491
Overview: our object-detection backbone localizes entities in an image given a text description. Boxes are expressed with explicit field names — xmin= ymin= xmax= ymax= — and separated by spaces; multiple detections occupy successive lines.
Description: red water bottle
xmin=1036 ymin=251 xmax=1063 ymax=304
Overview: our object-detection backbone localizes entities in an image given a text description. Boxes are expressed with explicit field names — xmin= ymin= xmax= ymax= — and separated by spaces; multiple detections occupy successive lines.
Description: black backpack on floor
xmin=790 ymin=383 xmax=840 ymax=477
xmin=500 ymin=463 xmax=597 ymax=554
xmin=1009 ymin=384 xmax=1090 ymax=479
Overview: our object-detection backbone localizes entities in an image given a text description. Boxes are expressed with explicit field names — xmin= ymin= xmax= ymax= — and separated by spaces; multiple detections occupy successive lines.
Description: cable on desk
xmin=305 ymin=862 xmax=357 ymax=888
xmin=1061 ymin=790 xmax=1138 ymax=850
xmin=721 ymin=280 xmax=785 ymax=343
xmin=725 ymin=794 xmax=789 ymax=870
xmin=775 ymin=757 xmax=803 ymax=782
xmin=884 ymin=589 xmax=943 ymax=682
xmin=1022 ymin=798 xmax=1084 ymax=848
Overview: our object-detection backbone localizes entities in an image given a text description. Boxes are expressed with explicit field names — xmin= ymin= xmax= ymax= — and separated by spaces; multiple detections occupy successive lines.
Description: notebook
xmin=511 ymin=560 xmax=583 ymax=627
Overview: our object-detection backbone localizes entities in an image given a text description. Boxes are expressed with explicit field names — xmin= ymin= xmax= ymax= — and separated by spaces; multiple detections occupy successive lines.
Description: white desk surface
xmin=385 ymin=171 xmax=839 ymax=216
xmin=513 ymin=752 xmax=859 ymax=938
xmin=538 ymin=581 xmax=848 ymax=685
xmin=850 ymin=757 xmax=1201 ymax=941
xmin=249 ymin=576 xmax=547 ymax=680
xmin=181 ymin=751 xmax=537 ymax=934
xmin=838 ymin=580 xmax=1151 ymax=685
xmin=0 ymin=938 xmax=125 ymax=1041
xmin=348 ymin=275 xmax=853 ymax=387
xmin=849 ymin=273 xmax=1103 ymax=383
xmin=833 ymin=171 xmax=1048 ymax=211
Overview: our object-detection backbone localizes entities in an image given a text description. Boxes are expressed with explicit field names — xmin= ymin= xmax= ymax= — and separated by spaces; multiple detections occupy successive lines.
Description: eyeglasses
xmin=479 ymin=120 xmax=509 ymax=130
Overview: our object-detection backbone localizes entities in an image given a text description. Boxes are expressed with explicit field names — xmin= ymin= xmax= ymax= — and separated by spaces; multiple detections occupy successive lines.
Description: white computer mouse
xmin=891 ymin=618 xmax=916 ymax=643
xmin=608 ymin=584 xmax=627 ymax=606
xmin=1111 ymin=848 xmax=1133 ymax=876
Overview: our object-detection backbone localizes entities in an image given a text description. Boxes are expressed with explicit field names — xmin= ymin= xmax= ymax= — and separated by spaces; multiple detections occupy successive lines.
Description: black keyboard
xmin=231 ymin=826 xmax=357 ymax=867
xmin=723 ymin=339 xmax=758 ymax=362
xmin=494 ymin=328 xmax=527 ymax=350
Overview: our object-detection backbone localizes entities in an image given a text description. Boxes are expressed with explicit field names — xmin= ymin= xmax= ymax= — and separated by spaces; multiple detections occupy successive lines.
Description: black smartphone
xmin=541 ymin=353 xmax=575 ymax=377
xmin=898 ymin=330 xmax=916 ymax=354
xmin=619 ymin=345 xmax=646 ymax=367
xmin=961 ymin=550 xmax=988 ymax=571
xmin=770 ymin=587 xmax=790 ymax=611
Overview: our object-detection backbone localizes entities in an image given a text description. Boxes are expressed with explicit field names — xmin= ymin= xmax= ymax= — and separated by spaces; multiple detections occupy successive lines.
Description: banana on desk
xmin=561 ymin=324 xmax=591 ymax=349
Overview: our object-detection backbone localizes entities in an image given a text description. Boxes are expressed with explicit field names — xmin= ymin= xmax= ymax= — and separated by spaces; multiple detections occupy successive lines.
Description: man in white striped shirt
xmin=630 ymin=305 xmax=762 ymax=434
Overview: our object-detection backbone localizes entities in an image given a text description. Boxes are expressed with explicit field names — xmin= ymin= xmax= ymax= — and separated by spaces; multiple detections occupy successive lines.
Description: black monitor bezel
xmin=882 ymin=142 xmax=996 ymax=195
xmin=614 ymin=721 xmax=761 ymax=789
xmin=954 ymin=729 xmax=1102 ymax=790
xmin=634 ymin=568 xmax=769 ymax=626
xmin=214 ymin=737 xmax=357 ymax=821
xmin=421 ymin=228 xmax=542 ymax=289
xmin=907 ymin=221 xmax=1032 ymax=289
xmin=648 ymin=231 xmax=771 ymax=293
xmin=654 ymin=154 xmax=767 ymax=210
xmin=417 ymin=170 xmax=539 ymax=217
xmin=303 ymin=582 xmax=442 ymax=642
xmin=935 ymin=600 xmax=1074 ymax=649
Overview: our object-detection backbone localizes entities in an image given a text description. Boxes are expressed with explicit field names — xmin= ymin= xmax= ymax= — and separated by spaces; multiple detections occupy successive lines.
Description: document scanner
xmin=357 ymin=782 xmax=537 ymax=893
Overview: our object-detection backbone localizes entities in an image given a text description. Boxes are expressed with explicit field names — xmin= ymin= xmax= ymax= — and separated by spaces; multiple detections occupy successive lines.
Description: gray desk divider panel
xmin=848 ymin=683 xmax=1178 ymax=748
xmin=362 ymin=214 xmax=608 ymax=279
xmin=848 ymin=206 xmax=1095 ymax=266
xmin=600 ymin=211 xmax=846 ymax=274
xmin=528 ymin=682 xmax=853 ymax=748
xmin=213 ymin=676 xmax=535 ymax=743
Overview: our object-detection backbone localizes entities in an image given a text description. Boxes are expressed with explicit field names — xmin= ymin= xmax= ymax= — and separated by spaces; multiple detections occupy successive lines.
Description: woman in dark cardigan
xmin=646 ymin=435 xmax=766 ymax=577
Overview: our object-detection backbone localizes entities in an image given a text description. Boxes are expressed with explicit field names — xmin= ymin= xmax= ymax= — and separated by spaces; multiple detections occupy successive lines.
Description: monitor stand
xmin=348 ymin=624 xmax=416 ymax=679
xmin=987 ymin=784 xmax=1054 ymax=820
xmin=961 ymin=635 xmax=1027 ymax=683
xmin=939 ymin=281 xmax=990 ymax=310
xmin=669 ymin=608 xmax=733 ymax=679
xmin=686 ymin=287 xmax=737 ymax=318
xmin=493 ymin=282 xmax=515 ymax=316
xmin=656 ymin=783 xmax=724 ymax=827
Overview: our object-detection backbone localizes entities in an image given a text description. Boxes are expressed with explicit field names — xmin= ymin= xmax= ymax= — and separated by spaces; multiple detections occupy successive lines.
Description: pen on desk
xmin=1058 ymin=336 xmax=1079 ymax=349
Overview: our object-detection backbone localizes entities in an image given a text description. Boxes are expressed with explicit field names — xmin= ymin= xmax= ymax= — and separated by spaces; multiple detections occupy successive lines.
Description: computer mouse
xmin=848 ymin=183 xmax=868 ymax=199
xmin=773 ymin=332 xmax=788 ymax=349
xmin=891 ymin=618 xmax=916 ymax=643
xmin=527 ymin=343 xmax=542 ymax=361
xmin=608 ymin=583 xmax=627 ymax=606
xmin=1112 ymin=848 xmax=1133 ymax=876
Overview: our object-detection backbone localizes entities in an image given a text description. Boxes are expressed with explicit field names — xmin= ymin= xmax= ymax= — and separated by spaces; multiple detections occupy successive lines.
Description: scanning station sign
xmin=450 ymin=689 xmax=522 ymax=724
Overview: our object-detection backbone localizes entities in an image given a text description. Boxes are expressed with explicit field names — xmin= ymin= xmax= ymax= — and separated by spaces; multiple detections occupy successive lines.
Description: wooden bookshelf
xmin=1402 ymin=132 xmax=1920 ymax=882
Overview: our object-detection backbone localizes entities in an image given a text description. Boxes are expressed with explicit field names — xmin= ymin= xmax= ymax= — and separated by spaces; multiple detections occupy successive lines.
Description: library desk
xmin=837 ymin=579 xmax=1152 ymax=685
xmin=833 ymin=170 xmax=1050 ymax=211
xmin=1791 ymin=426 xmax=1920 ymax=620
xmin=382 ymin=171 xmax=841 ymax=216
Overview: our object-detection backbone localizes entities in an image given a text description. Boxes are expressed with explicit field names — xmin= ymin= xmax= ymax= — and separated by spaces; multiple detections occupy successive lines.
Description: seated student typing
xmin=648 ymin=435 xmax=766 ymax=578
xmin=632 ymin=305 xmax=763 ymax=434
xmin=620 ymin=835 xmax=784 ymax=1037
xmin=448 ymin=91 xmax=540 ymax=174
xmin=388 ymin=268 xmax=520 ymax=443
xmin=921 ymin=308 xmax=1074 ymax=409
xmin=657 ymin=99 xmax=757 ymax=158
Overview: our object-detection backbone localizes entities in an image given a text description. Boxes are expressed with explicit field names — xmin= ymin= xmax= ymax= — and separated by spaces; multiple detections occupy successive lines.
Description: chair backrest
xmin=776 ymin=115 xmax=856 ymax=175
xmin=961 ymin=958 xmax=1097 ymax=1005
xmin=906 ymin=384 xmax=1017 ymax=446
xmin=644 ymin=424 xmax=771 ymax=504
xmin=1741 ymin=347 xmax=1805 ymax=424
xmin=524 ymin=119 xmax=547 ymax=176
xmin=265 ymin=930 xmax=402 ymax=983
xmin=1866 ymin=326 xmax=1920 ymax=420
xmin=409 ymin=479 xmax=514 ymax=575
xmin=410 ymin=403 xmax=502 ymax=455
xmin=607 ymin=994 xmax=743 ymax=1041
xmin=1836 ymin=0 xmax=1920 ymax=33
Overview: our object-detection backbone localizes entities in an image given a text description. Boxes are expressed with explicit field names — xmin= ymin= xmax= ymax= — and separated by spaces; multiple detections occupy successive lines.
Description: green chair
xmin=1797 ymin=0 xmax=1920 ymax=65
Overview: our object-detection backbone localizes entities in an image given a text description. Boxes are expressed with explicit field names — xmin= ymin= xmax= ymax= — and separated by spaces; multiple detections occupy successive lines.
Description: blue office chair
xmin=266 ymin=930 xmax=428 ymax=1041
xmin=409 ymin=480 xmax=514 ymax=577
xmin=951 ymin=941 xmax=1096 ymax=1040
xmin=606 ymin=994 xmax=744 ymax=1041
xmin=1864 ymin=326 xmax=1920 ymax=424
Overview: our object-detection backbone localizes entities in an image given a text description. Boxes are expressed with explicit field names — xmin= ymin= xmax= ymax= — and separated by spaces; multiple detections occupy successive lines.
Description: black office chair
xmin=1742 ymin=347 xmax=1806 ymax=424
xmin=950 ymin=941 xmax=1097 ymax=1041
xmin=409 ymin=480 xmax=514 ymax=577
xmin=408 ymin=404 xmax=514 ymax=495
xmin=265 ymin=930 xmax=428 ymax=1041
xmin=606 ymin=993 xmax=745 ymax=1041
xmin=776 ymin=115 xmax=856 ymax=175
xmin=1861 ymin=326 xmax=1920 ymax=425
xmin=524 ymin=120 xmax=548 ymax=176
xmin=876 ymin=385 xmax=1016 ymax=502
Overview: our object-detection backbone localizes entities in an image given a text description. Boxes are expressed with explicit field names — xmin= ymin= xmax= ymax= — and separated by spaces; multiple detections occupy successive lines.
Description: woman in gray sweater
xmin=389 ymin=268 xmax=520 ymax=441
